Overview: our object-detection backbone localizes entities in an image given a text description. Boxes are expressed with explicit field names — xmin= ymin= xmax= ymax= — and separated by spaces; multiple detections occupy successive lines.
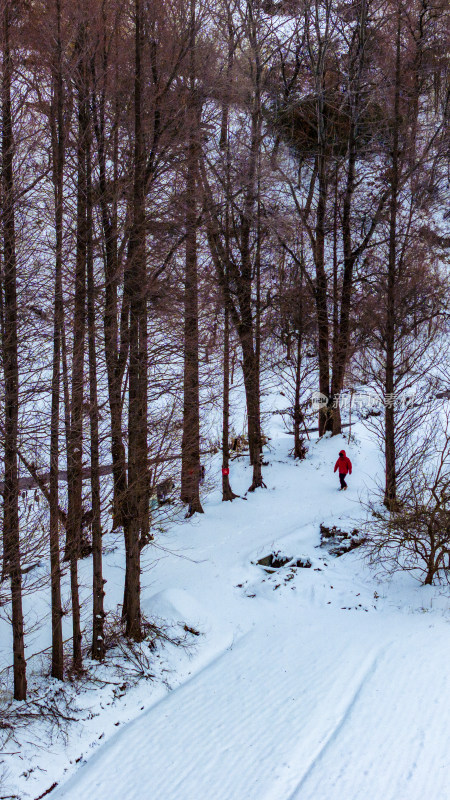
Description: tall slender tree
xmin=122 ymin=0 xmax=148 ymax=638
xmin=1 ymin=0 xmax=27 ymax=700
xmin=181 ymin=0 xmax=204 ymax=515
xmin=86 ymin=106 xmax=105 ymax=660
xmin=48 ymin=0 xmax=66 ymax=681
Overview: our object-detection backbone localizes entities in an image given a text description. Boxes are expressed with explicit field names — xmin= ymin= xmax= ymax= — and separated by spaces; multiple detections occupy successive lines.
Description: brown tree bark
xmin=86 ymin=119 xmax=105 ymax=660
xmin=65 ymin=18 xmax=90 ymax=671
xmin=222 ymin=300 xmax=237 ymax=501
xmin=1 ymin=0 xmax=26 ymax=700
xmin=91 ymin=13 xmax=127 ymax=532
xmin=219 ymin=12 xmax=237 ymax=502
xmin=180 ymin=0 xmax=203 ymax=515
xmin=293 ymin=258 xmax=306 ymax=460
xmin=122 ymin=0 xmax=148 ymax=638
xmin=330 ymin=0 xmax=368 ymax=435
xmin=314 ymin=152 xmax=332 ymax=436
xmin=237 ymin=2 xmax=264 ymax=490
xmin=384 ymin=8 xmax=402 ymax=509
xmin=48 ymin=0 xmax=65 ymax=681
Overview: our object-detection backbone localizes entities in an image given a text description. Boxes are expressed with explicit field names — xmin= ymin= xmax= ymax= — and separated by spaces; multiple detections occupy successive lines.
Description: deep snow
xmin=2 ymin=416 xmax=450 ymax=800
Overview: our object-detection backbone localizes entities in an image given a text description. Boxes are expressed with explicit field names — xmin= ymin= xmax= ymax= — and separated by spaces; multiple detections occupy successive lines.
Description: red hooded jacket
xmin=334 ymin=450 xmax=352 ymax=476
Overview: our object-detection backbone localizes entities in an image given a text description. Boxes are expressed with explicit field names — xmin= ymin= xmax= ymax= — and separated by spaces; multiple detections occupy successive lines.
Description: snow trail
xmin=288 ymin=630 xmax=450 ymax=800
xmin=50 ymin=616 xmax=377 ymax=800
xmin=52 ymin=610 xmax=450 ymax=800
xmin=21 ymin=429 xmax=450 ymax=800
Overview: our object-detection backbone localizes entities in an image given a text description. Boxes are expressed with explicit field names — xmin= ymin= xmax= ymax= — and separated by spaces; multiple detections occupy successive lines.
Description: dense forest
xmin=0 ymin=0 xmax=449 ymax=704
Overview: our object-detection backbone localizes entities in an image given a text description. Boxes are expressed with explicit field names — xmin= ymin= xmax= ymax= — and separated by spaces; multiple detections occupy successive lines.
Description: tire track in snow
xmin=268 ymin=644 xmax=387 ymax=800
xmin=52 ymin=614 xmax=381 ymax=800
xmin=285 ymin=630 xmax=450 ymax=800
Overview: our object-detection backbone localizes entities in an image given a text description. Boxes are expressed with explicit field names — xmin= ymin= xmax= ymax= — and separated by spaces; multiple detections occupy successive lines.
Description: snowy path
xmin=45 ymin=429 xmax=450 ymax=800
xmin=290 ymin=631 xmax=450 ymax=800
xmin=52 ymin=613 xmax=450 ymax=800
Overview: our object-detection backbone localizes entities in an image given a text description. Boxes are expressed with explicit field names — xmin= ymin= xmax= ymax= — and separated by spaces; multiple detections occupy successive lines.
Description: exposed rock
xmin=319 ymin=524 xmax=365 ymax=557
xmin=256 ymin=552 xmax=311 ymax=572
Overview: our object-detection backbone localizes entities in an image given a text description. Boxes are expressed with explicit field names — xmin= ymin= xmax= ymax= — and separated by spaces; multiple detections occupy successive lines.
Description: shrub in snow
xmin=363 ymin=433 xmax=450 ymax=585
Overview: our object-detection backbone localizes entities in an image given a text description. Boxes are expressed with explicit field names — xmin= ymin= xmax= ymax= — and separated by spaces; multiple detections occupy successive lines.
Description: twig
xmin=33 ymin=783 xmax=58 ymax=800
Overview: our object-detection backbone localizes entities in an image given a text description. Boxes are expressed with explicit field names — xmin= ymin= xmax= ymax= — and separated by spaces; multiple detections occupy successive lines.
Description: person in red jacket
xmin=334 ymin=450 xmax=352 ymax=490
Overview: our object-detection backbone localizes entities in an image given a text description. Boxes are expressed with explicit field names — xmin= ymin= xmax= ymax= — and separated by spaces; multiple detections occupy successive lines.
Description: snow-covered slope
xmin=34 ymin=419 xmax=450 ymax=800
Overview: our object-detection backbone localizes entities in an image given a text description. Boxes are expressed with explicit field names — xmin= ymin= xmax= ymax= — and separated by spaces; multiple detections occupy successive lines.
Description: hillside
xmin=3 ymin=415 xmax=449 ymax=800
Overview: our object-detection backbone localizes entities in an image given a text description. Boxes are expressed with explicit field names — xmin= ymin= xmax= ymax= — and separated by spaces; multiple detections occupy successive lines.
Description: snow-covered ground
xmin=2 ymin=415 xmax=450 ymax=800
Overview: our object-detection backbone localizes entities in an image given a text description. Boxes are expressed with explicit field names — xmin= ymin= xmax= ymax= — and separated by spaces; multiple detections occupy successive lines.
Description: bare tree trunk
xmin=219 ymin=14 xmax=237 ymax=503
xmin=48 ymin=0 xmax=65 ymax=681
xmin=91 ymin=18 xmax=127 ymax=531
xmin=384 ymin=10 xmax=402 ymax=509
xmin=330 ymin=165 xmax=342 ymax=436
xmin=239 ymin=312 xmax=263 ymax=488
xmin=61 ymin=301 xmax=71 ymax=465
xmin=330 ymin=143 xmax=356 ymax=435
xmin=123 ymin=0 xmax=148 ymax=638
xmin=181 ymin=0 xmax=203 ymax=515
xmin=293 ymin=259 xmax=306 ymax=460
xmin=254 ymin=189 xmax=262 ymax=457
xmin=331 ymin=165 xmax=339 ymax=362
xmin=66 ymin=20 xmax=89 ymax=671
xmin=330 ymin=0 xmax=368 ymax=436
xmin=238 ymin=2 xmax=264 ymax=490
xmin=315 ymin=153 xmax=331 ymax=436
xmin=1 ymin=0 xmax=26 ymax=700
xmin=86 ymin=122 xmax=105 ymax=660
xmin=219 ymin=4 xmax=234 ymax=152
xmin=308 ymin=2 xmax=332 ymax=439
xmin=222 ymin=301 xmax=237 ymax=501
